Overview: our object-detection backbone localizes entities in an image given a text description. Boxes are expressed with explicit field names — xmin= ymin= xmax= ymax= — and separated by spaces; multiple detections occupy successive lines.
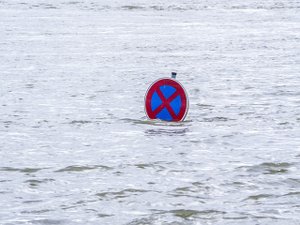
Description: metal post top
xmin=171 ymin=72 xmax=177 ymax=79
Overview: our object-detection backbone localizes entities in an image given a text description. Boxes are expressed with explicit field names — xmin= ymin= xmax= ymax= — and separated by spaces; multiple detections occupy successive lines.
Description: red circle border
xmin=144 ymin=78 xmax=189 ymax=122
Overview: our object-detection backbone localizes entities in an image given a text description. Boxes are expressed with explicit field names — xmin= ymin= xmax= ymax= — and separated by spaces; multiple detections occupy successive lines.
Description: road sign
xmin=145 ymin=78 xmax=188 ymax=122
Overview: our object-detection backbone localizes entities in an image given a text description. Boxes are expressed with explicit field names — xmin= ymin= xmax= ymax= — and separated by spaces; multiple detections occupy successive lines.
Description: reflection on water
xmin=121 ymin=118 xmax=192 ymax=127
xmin=145 ymin=128 xmax=189 ymax=136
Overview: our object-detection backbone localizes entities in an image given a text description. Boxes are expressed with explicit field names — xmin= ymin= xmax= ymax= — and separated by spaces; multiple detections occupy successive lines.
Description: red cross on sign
xmin=145 ymin=78 xmax=189 ymax=122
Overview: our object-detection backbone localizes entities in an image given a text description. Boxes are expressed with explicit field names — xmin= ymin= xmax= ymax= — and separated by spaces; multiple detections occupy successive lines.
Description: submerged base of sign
xmin=145 ymin=78 xmax=189 ymax=122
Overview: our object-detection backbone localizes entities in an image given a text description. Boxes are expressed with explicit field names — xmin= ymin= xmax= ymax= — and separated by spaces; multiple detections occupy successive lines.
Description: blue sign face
xmin=151 ymin=85 xmax=181 ymax=121
xmin=145 ymin=78 xmax=188 ymax=122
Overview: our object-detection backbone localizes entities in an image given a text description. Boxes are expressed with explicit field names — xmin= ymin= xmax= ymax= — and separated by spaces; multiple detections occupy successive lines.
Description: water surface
xmin=0 ymin=0 xmax=300 ymax=224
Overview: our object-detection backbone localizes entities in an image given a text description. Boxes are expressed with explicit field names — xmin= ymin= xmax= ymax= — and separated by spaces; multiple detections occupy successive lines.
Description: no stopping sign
xmin=145 ymin=78 xmax=189 ymax=122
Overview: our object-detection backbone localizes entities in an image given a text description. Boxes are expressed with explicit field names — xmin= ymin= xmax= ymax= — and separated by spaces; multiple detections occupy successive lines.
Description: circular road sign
xmin=145 ymin=78 xmax=189 ymax=122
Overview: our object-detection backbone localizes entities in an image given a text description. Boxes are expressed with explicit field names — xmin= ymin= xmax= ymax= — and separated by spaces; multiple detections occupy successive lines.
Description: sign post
xmin=171 ymin=72 xmax=177 ymax=79
xmin=144 ymin=73 xmax=189 ymax=122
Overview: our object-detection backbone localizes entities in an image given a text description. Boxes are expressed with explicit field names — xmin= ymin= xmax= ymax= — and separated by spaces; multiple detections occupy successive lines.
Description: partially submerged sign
xmin=145 ymin=74 xmax=189 ymax=122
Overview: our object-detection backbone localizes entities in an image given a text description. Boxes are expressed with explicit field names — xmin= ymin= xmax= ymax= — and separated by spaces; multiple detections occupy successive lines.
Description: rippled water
xmin=1 ymin=0 xmax=300 ymax=224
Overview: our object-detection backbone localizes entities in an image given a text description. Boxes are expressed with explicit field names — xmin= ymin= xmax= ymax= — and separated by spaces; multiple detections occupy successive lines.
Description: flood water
xmin=1 ymin=0 xmax=300 ymax=224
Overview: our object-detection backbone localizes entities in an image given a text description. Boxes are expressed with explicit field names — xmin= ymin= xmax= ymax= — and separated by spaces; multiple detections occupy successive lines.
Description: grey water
xmin=0 ymin=0 xmax=300 ymax=224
